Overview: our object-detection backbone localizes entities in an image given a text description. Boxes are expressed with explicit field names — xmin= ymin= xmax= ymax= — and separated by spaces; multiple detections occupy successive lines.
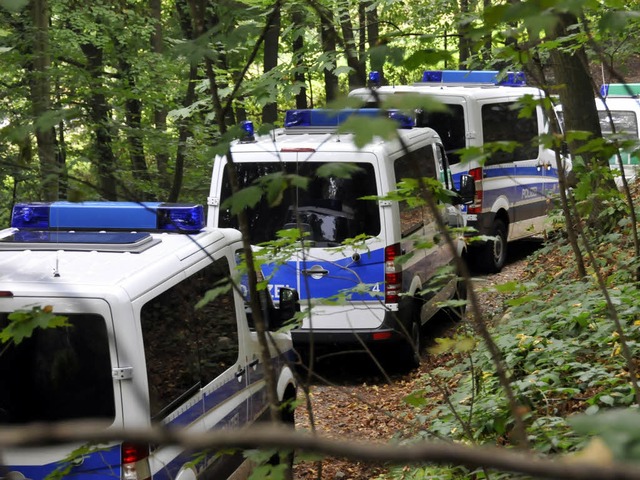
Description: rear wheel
xmin=476 ymin=218 xmax=507 ymax=273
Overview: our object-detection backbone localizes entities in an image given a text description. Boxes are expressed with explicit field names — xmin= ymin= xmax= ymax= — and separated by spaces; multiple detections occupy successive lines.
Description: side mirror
xmin=277 ymin=287 xmax=300 ymax=327
xmin=458 ymin=174 xmax=476 ymax=205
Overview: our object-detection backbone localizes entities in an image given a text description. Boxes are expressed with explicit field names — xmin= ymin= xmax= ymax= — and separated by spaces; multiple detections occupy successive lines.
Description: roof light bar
xmin=11 ymin=202 xmax=205 ymax=233
xmin=600 ymin=83 xmax=640 ymax=98
xmin=420 ymin=70 xmax=526 ymax=86
xmin=283 ymin=108 xmax=414 ymax=129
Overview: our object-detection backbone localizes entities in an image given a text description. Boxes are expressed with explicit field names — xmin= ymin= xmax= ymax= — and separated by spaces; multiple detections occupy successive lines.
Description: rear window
xmin=219 ymin=162 xmax=380 ymax=245
xmin=0 ymin=313 xmax=115 ymax=424
xmin=598 ymin=110 xmax=638 ymax=137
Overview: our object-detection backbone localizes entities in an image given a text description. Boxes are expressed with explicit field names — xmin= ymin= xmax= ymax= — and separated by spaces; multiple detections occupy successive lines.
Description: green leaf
xmin=223 ymin=186 xmax=263 ymax=214
xmin=338 ymin=117 xmax=400 ymax=148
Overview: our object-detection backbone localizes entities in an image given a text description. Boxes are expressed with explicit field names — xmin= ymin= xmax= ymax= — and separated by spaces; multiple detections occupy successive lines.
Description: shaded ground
xmin=292 ymin=238 xmax=543 ymax=480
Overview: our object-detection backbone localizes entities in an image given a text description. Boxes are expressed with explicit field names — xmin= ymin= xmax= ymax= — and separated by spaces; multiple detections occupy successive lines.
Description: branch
xmin=1 ymin=422 xmax=640 ymax=479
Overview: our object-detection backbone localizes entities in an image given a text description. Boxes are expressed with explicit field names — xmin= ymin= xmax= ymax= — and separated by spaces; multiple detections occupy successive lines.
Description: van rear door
xmin=0 ymin=296 xmax=123 ymax=478
xmin=264 ymin=151 xmax=386 ymax=331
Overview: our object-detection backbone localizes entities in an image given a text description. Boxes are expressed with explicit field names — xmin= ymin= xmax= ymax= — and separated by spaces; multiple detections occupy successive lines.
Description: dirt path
xmin=292 ymin=239 xmax=542 ymax=480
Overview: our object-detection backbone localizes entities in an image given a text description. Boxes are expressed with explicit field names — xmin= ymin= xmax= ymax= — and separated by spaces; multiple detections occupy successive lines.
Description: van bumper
xmin=291 ymin=327 xmax=406 ymax=348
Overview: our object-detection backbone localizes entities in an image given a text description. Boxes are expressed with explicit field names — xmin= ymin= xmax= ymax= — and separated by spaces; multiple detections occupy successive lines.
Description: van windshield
xmin=0 ymin=312 xmax=115 ymax=424
xmin=219 ymin=162 xmax=380 ymax=245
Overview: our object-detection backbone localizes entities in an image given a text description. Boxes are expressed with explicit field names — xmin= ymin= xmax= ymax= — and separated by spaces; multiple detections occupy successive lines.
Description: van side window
xmin=141 ymin=257 xmax=239 ymax=420
xmin=416 ymin=104 xmax=466 ymax=165
xmin=394 ymin=146 xmax=437 ymax=237
xmin=482 ymin=102 xmax=538 ymax=164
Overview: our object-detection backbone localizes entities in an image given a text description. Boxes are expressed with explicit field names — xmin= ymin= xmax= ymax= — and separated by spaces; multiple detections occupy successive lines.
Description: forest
xmin=2 ymin=0 xmax=640 ymax=478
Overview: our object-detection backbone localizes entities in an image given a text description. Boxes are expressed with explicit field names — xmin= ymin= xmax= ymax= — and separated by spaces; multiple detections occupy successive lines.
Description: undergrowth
xmin=381 ymin=195 xmax=640 ymax=479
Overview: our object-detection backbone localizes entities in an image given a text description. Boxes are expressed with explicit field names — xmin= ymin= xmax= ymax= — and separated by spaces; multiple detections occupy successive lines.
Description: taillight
xmin=122 ymin=443 xmax=151 ymax=480
xmin=468 ymin=167 xmax=483 ymax=214
xmin=384 ymin=244 xmax=402 ymax=304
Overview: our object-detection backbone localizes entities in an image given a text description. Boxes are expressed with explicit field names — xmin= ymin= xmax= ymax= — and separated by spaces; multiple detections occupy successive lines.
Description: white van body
xmin=555 ymin=83 xmax=640 ymax=186
xmin=0 ymin=201 xmax=297 ymax=479
xmin=208 ymin=109 xmax=472 ymax=367
xmin=350 ymin=70 xmax=567 ymax=272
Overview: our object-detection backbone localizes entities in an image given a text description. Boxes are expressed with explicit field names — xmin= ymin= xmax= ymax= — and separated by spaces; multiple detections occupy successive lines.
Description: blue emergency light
xmin=368 ymin=71 xmax=381 ymax=88
xmin=284 ymin=108 xmax=414 ymax=129
xmin=10 ymin=201 xmax=205 ymax=232
xmin=420 ymin=70 xmax=526 ymax=86
xmin=240 ymin=120 xmax=255 ymax=142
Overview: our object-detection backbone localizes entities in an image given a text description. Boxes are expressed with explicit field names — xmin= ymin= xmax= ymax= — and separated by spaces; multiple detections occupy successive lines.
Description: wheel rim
xmin=494 ymin=230 xmax=505 ymax=266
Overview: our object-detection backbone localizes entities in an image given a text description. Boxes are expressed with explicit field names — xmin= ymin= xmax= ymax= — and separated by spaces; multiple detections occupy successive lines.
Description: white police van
xmin=207 ymin=108 xmax=474 ymax=368
xmin=0 ymin=201 xmax=298 ymax=479
xmin=556 ymin=82 xmax=640 ymax=186
xmin=350 ymin=70 xmax=568 ymax=272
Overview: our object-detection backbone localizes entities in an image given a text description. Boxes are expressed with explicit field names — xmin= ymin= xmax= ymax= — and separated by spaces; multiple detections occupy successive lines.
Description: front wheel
xmin=476 ymin=219 xmax=507 ymax=273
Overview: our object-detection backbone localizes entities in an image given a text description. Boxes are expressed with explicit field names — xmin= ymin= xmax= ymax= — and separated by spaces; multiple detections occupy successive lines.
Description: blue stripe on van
xmin=5 ymin=445 xmax=121 ymax=479
xmin=262 ymin=247 xmax=385 ymax=302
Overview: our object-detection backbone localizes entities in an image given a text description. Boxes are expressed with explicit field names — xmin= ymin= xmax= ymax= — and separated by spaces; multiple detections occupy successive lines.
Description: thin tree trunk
xmin=262 ymin=4 xmax=280 ymax=124
xmin=150 ymin=0 xmax=170 ymax=195
xmin=320 ymin=10 xmax=339 ymax=102
xmin=29 ymin=0 xmax=58 ymax=201
xmin=80 ymin=42 xmax=118 ymax=200
xmin=338 ymin=3 xmax=366 ymax=89
xmin=292 ymin=5 xmax=308 ymax=109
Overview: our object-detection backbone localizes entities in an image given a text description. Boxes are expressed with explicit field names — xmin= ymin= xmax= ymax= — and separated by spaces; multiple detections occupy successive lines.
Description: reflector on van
xmin=284 ymin=108 xmax=414 ymax=129
xmin=420 ymin=70 xmax=526 ymax=86
xmin=11 ymin=202 xmax=205 ymax=232
xmin=600 ymin=83 xmax=640 ymax=98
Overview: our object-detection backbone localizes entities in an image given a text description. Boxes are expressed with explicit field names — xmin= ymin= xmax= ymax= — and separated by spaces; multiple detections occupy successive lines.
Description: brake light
xmin=468 ymin=167 xmax=483 ymax=214
xmin=122 ymin=443 xmax=151 ymax=480
xmin=384 ymin=244 xmax=402 ymax=304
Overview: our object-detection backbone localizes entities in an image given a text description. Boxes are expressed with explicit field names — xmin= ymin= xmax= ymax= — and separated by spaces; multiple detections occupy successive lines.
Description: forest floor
xmin=292 ymin=239 xmax=542 ymax=480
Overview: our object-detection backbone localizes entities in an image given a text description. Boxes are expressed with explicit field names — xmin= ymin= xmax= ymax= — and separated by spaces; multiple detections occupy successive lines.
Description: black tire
xmin=449 ymin=275 xmax=467 ymax=322
xmin=398 ymin=319 xmax=422 ymax=371
xmin=476 ymin=219 xmax=507 ymax=273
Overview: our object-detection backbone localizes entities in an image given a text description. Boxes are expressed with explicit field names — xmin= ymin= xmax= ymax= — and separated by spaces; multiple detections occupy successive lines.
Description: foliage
xmin=0 ymin=305 xmax=70 ymax=345
xmin=386 ymin=207 xmax=640 ymax=477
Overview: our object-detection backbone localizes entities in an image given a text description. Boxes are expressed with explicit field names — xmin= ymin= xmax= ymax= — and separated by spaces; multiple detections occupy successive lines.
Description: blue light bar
xmin=11 ymin=202 xmax=205 ymax=233
xmin=284 ymin=108 xmax=414 ymax=129
xmin=421 ymin=70 xmax=526 ymax=86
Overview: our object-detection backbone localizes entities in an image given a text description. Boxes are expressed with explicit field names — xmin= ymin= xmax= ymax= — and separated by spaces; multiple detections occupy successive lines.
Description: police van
xmin=207 ymin=108 xmax=474 ymax=368
xmin=0 ymin=201 xmax=298 ymax=479
xmin=556 ymin=82 xmax=640 ymax=186
xmin=350 ymin=70 xmax=568 ymax=273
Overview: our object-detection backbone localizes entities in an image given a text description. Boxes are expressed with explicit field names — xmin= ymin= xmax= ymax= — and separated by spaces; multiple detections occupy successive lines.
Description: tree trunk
xmin=119 ymin=56 xmax=152 ymax=199
xmin=292 ymin=5 xmax=308 ymax=109
xmin=29 ymin=0 xmax=59 ymax=201
xmin=457 ymin=0 xmax=472 ymax=67
xmin=262 ymin=4 xmax=280 ymax=124
xmin=80 ymin=42 xmax=118 ymax=200
xmin=150 ymin=0 xmax=171 ymax=196
xmin=338 ymin=3 xmax=366 ymax=90
xmin=320 ymin=10 xmax=339 ymax=102
xmin=549 ymin=12 xmax=617 ymax=198
xmin=366 ymin=1 xmax=382 ymax=78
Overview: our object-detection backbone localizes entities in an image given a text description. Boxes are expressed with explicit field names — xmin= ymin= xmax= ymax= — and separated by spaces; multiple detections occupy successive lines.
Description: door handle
xmin=302 ymin=265 xmax=329 ymax=277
